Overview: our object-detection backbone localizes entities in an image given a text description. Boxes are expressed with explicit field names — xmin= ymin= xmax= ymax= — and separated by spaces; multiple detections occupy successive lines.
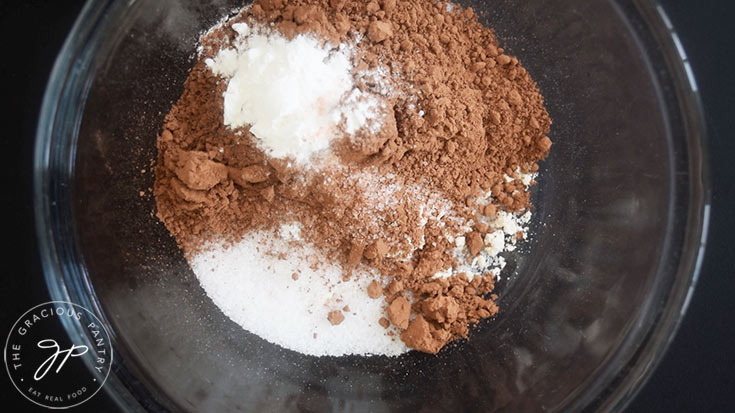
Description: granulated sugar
xmin=191 ymin=227 xmax=408 ymax=357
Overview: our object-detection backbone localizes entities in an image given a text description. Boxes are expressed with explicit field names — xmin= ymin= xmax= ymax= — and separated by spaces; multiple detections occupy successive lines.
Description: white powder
xmin=205 ymin=23 xmax=386 ymax=163
xmin=191 ymin=227 xmax=408 ymax=357
xmin=342 ymin=89 xmax=383 ymax=135
xmin=483 ymin=230 xmax=506 ymax=256
xmin=438 ymin=172 xmax=538 ymax=281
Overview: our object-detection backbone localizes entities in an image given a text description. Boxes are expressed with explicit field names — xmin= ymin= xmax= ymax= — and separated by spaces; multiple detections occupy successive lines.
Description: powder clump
xmin=386 ymin=296 xmax=411 ymax=329
xmin=327 ymin=310 xmax=345 ymax=325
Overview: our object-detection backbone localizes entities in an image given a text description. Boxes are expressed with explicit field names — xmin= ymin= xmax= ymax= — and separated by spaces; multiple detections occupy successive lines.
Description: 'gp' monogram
xmin=33 ymin=339 xmax=89 ymax=380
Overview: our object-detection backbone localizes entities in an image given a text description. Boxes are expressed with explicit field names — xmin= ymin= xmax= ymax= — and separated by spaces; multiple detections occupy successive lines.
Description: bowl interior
xmin=56 ymin=0 xmax=700 ymax=410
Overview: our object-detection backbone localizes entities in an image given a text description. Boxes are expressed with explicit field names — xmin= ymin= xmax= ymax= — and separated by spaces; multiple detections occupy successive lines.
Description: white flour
xmin=458 ymin=172 xmax=537 ymax=279
xmin=205 ymin=23 xmax=386 ymax=163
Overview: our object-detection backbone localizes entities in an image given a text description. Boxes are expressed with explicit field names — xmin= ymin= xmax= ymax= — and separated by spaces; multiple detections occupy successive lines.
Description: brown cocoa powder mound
xmin=154 ymin=0 xmax=551 ymax=353
xmin=408 ymin=272 xmax=499 ymax=351
xmin=250 ymin=0 xmax=553 ymax=207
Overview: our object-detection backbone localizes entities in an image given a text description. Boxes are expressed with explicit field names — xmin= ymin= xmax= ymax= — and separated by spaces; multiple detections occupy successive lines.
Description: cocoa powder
xmin=327 ymin=310 xmax=345 ymax=325
xmin=154 ymin=0 xmax=551 ymax=354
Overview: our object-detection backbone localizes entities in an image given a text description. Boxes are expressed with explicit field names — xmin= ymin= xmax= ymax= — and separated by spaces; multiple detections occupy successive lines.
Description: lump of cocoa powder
xmin=466 ymin=231 xmax=484 ymax=257
xmin=347 ymin=240 xmax=365 ymax=267
xmin=367 ymin=20 xmax=393 ymax=43
xmin=367 ymin=280 xmax=383 ymax=299
xmin=383 ymin=280 xmax=404 ymax=299
xmin=228 ymin=164 xmax=271 ymax=186
xmin=327 ymin=310 xmax=345 ymax=325
xmin=421 ymin=296 xmax=460 ymax=325
xmin=173 ymin=151 xmax=227 ymax=190
xmin=400 ymin=315 xmax=452 ymax=354
xmin=363 ymin=239 xmax=389 ymax=260
xmin=386 ymin=296 xmax=410 ymax=329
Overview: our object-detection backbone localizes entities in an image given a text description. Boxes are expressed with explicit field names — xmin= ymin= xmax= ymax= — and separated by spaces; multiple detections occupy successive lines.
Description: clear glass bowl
xmin=35 ymin=0 xmax=709 ymax=411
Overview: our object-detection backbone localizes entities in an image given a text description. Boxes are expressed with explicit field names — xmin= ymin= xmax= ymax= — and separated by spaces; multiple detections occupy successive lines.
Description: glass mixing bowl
xmin=35 ymin=0 xmax=709 ymax=411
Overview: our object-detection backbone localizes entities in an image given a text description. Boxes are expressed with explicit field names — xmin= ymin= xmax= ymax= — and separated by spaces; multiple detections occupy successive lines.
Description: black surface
xmin=1 ymin=1 xmax=732 ymax=411
xmin=1 ymin=2 xmax=113 ymax=412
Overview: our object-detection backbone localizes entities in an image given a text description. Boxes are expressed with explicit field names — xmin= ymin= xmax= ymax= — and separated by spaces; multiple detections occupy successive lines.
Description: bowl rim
xmin=575 ymin=1 xmax=711 ymax=410
xmin=34 ymin=0 xmax=710 ymax=411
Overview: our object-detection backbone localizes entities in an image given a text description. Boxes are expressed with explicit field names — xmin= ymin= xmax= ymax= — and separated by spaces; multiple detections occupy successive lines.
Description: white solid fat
xmin=206 ymin=23 xmax=384 ymax=163
xmin=191 ymin=230 xmax=409 ymax=357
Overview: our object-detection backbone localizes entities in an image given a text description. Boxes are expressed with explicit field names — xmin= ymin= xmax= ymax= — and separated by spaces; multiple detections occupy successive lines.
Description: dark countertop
xmin=2 ymin=1 xmax=733 ymax=411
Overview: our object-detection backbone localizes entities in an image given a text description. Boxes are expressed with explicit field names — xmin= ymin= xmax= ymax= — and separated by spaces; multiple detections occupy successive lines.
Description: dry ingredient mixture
xmin=154 ymin=0 xmax=551 ymax=356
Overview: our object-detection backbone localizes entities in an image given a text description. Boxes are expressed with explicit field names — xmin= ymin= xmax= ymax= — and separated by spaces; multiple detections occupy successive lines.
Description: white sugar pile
xmin=205 ymin=23 xmax=386 ymax=163
xmin=191 ymin=225 xmax=408 ymax=357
